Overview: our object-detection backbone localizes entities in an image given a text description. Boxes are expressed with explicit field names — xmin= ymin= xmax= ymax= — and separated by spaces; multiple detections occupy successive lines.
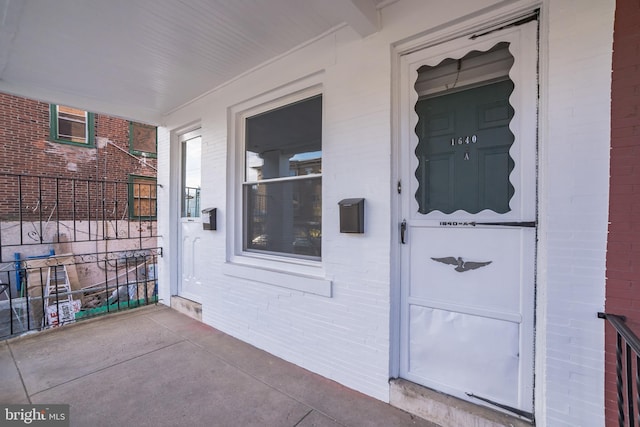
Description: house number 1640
xmin=450 ymin=135 xmax=477 ymax=146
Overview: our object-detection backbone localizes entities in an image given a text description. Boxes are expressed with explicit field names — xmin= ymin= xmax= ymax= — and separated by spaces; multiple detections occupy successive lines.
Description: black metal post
xmin=55 ymin=178 xmax=60 ymax=243
xmin=72 ymin=179 xmax=77 ymax=242
xmin=636 ymin=355 xmax=640 ymax=427
xmin=37 ymin=177 xmax=43 ymax=243
xmin=628 ymin=343 xmax=635 ymax=427
xmin=619 ymin=333 xmax=626 ymax=427
xmin=18 ymin=175 xmax=23 ymax=245
xmin=114 ymin=182 xmax=119 ymax=238
xmin=87 ymin=180 xmax=91 ymax=242
xmin=101 ymin=180 xmax=106 ymax=240
xmin=104 ymin=258 xmax=109 ymax=313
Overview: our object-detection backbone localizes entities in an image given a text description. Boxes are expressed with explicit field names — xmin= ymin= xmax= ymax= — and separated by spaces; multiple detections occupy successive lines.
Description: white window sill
xmin=222 ymin=260 xmax=332 ymax=297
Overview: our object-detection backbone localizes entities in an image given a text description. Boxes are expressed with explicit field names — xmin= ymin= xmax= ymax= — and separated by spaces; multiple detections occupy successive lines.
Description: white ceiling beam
xmin=0 ymin=0 xmax=24 ymax=79
xmin=324 ymin=0 xmax=380 ymax=37
xmin=0 ymin=80 xmax=163 ymax=125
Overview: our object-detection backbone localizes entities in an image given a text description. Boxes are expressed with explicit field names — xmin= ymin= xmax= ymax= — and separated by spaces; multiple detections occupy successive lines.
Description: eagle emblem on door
xmin=431 ymin=256 xmax=492 ymax=273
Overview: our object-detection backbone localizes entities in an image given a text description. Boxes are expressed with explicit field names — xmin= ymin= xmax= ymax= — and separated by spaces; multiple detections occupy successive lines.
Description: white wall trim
xmin=391 ymin=0 xmax=541 ymax=56
xmin=222 ymin=262 xmax=332 ymax=297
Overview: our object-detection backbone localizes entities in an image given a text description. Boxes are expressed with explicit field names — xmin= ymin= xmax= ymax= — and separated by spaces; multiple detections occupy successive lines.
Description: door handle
xmin=472 ymin=221 xmax=536 ymax=228
xmin=400 ymin=219 xmax=407 ymax=244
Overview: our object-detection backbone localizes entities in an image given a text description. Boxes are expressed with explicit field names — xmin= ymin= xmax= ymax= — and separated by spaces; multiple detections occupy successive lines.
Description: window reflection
xmin=181 ymin=135 xmax=201 ymax=218
xmin=243 ymin=95 xmax=322 ymax=258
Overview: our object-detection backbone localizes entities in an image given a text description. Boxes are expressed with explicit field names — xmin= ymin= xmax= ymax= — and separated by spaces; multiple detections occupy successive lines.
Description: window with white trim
xmin=243 ymin=95 xmax=322 ymax=259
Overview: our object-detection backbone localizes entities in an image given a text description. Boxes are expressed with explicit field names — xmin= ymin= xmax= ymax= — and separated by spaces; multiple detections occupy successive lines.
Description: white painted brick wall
xmin=541 ymin=1 xmax=614 ymax=426
xmin=156 ymin=0 xmax=615 ymax=423
xmin=156 ymin=126 xmax=172 ymax=301
xmin=159 ymin=15 xmax=401 ymax=402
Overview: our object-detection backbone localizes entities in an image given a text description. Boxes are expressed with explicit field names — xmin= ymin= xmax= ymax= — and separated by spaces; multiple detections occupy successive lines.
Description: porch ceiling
xmin=0 ymin=0 xmax=385 ymax=125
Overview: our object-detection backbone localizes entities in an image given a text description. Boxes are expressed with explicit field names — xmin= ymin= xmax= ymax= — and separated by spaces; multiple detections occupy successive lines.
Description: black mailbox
xmin=338 ymin=198 xmax=364 ymax=233
xmin=201 ymin=208 xmax=217 ymax=230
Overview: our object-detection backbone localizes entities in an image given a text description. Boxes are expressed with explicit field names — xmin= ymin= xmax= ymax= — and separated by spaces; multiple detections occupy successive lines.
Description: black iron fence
xmin=0 ymin=248 xmax=161 ymax=339
xmin=0 ymin=173 xmax=158 ymax=263
xmin=600 ymin=312 xmax=640 ymax=427
xmin=0 ymin=173 xmax=161 ymax=339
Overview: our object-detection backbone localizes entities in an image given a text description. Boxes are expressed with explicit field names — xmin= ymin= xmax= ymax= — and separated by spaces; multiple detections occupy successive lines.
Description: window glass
xmin=243 ymin=95 xmax=322 ymax=259
xmin=53 ymin=105 xmax=92 ymax=144
xmin=244 ymin=177 xmax=321 ymax=257
xmin=414 ymin=44 xmax=515 ymax=214
xmin=245 ymin=96 xmax=322 ymax=181
xmin=181 ymin=135 xmax=202 ymax=218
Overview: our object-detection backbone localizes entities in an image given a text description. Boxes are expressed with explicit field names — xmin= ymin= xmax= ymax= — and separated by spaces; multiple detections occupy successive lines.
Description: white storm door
xmin=399 ymin=21 xmax=537 ymax=416
xmin=178 ymin=131 xmax=203 ymax=302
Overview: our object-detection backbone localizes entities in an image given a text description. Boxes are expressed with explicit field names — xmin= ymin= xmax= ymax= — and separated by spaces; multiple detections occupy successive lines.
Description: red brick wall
xmin=0 ymin=93 xmax=157 ymax=220
xmin=606 ymin=0 xmax=640 ymax=425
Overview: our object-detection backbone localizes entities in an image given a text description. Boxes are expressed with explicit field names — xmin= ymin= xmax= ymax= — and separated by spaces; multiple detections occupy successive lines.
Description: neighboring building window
xmin=129 ymin=122 xmax=157 ymax=157
xmin=243 ymin=95 xmax=322 ymax=259
xmin=50 ymin=104 xmax=94 ymax=146
xmin=129 ymin=175 xmax=157 ymax=220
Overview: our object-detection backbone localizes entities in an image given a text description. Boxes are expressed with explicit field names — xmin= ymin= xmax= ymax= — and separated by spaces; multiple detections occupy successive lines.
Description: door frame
xmin=169 ymin=123 xmax=202 ymax=299
xmin=389 ymin=4 xmax=541 ymax=416
xmin=177 ymin=129 xmax=203 ymax=302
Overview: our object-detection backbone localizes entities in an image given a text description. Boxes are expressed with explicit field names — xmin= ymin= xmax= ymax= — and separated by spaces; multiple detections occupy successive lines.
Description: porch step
xmin=389 ymin=379 xmax=533 ymax=427
xmin=170 ymin=296 xmax=202 ymax=322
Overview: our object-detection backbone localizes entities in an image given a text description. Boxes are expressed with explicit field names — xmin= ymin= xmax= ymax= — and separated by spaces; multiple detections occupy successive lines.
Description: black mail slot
xmin=201 ymin=208 xmax=217 ymax=230
xmin=338 ymin=198 xmax=364 ymax=233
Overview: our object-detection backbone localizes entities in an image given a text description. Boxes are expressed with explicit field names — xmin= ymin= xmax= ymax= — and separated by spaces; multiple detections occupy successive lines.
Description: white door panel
xmin=409 ymin=226 xmax=534 ymax=317
xmin=180 ymin=220 xmax=202 ymax=301
xmin=408 ymin=305 xmax=520 ymax=406
xmin=177 ymin=131 xmax=203 ymax=303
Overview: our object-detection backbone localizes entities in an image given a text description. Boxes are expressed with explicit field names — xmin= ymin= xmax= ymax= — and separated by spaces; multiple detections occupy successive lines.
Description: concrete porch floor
xmin=0 ymin=304 xmax=438 ymax=427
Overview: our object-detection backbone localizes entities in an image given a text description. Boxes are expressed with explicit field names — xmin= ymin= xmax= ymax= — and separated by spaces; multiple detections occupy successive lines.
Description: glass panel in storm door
xmin=181 ymin=136 xmax=202 ymax=218
xmin=414 ymin=79 xmax=515 ymax=214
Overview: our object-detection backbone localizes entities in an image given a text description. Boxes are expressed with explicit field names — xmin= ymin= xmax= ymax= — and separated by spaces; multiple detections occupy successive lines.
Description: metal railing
xmin=0 ymin=173 xmax=158 ymax=263
xmin=183 ymin=186 xmax=201 ymax=218
xmin=0 ymin=248 xmax=161 ymax=339
xmin=599 ymin=312 xmax=640 ymax=427
xmin=0 ymin=173 xmax=161 ymax=339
